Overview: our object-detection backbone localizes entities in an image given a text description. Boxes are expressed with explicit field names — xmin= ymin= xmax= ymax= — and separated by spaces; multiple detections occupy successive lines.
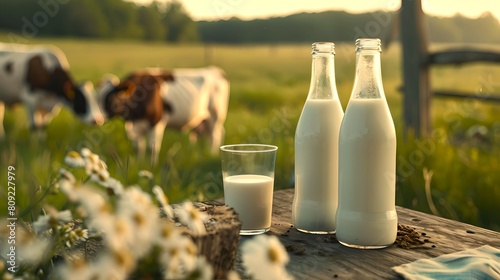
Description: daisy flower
xmin=241 ymin=235 xmax=292 ymax=280
xmin=81 ymin=149 xmax=109 ymax=185
xmin=64 ymin=151 xmax=86 ymax=168
xmin=64 ymin=228 xmax=89 ymax=248
xmin=97 ymin=215 xmax=134 ymax=253
xmin=116 ymin=187 xmax=159 ymax=258
xmin=104 ymin=177 xmax=124 ymax=197
xmin=80 ymin=147 xmax=92 ymax=158
xmin=56 ymin=259 xmax=100 ymax=280
xmin=227 ymin=270 xmax=242 ymax=280
xmin=159 ymin=233 xmax=198 ymax=279
xmin=138 ymin=170 xmax=153 ymax=180
xmin=184 ymin=257 xmax=213 ymax=280
xmin=176 ymin=202 xmax=208 ymax=235
xmin=88 ymin=167 xmax=110 ymax=187
xmin=58 ymin=169 xmax=79 ymax=202
xmin=58 ymin=168 xmax=76 ymax=184
xmin=73 ymin=186 xmax=109 ymax=219
xmin=33 ymin=206 xmax=73 ymax=233
xmin=153 ymin=185 xmax=174 ymax=219
xmin=15 ymin=226 xmax=50 ymax=264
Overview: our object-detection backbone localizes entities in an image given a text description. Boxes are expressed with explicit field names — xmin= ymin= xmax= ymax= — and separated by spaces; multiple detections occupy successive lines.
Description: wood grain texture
xmin=213 ymin=188 xmax=500 ymax=279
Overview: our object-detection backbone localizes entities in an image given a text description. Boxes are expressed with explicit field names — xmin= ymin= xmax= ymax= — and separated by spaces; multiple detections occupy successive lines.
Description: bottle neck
xmin=351 ymin=49 xmax=385 ymax=100
xmin=307 ymin=52 xmax=338 ymax=100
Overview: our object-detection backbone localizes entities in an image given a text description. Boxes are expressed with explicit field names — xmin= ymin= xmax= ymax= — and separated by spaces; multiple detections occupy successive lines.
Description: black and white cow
xmin=98 ymin=66 xmax=230 ymax=162
xmin=0 ymin=43 xmax=103 ymax=138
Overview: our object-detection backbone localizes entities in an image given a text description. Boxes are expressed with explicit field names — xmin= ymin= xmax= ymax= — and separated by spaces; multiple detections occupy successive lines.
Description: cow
xmin=98 ymin=66 xmax=230 ymax=163
xmin=0 ymin=43 xmax=104 ymax=138
xmin=99 ymin=71 xmax=172 ymax=163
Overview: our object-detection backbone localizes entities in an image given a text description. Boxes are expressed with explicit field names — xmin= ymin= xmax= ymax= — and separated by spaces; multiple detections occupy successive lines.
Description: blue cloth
xmin=392 ymin=245 xmax=500 ymax=280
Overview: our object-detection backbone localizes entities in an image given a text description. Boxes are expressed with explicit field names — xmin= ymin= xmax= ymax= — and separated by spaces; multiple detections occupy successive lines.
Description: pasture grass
xmin=0 ymin=37 xmax=499 ymax=231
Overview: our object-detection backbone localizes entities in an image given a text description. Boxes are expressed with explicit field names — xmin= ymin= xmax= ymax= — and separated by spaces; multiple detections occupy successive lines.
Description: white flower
xmin=242 ymin=235 xmax=292 ymax=280
xmin=64 ymin=151 xmax=86 ymax=168
xmin=2 ymin=273 xmax=14 ymax=280
xmin=116 ymin=187 xmax=159 ymax=258
xmin=159 ymin=232 xmax=198 ymax=279
xmin=59 ymin=250 xmax=134 ymax=280
xmin=58 ymin=252 xmax=134 ymax=280
xmin=138 ymin=170 xmax=153 ymax=180
xmin=80 ymin=147 xmax=92 ymax=158
xmin=73 ymin=186 xmax=108 ymax=219
xmin=33 ymin=207 xmax=73 ymax=233
xmin=94 ymin=249 xmax=136 ymax=279
xmin=227 ymin=270 xmax=242 ymax=280
xmin=14 ymin=226 xmax=50 ymax=264
xmin=89 ymin=168 xmax=110 ymax=187
xmin=153 ymin=185 xmax=174 ymax=219
xmin=184 ymin=257 xmax=214 ymax=280
xmin=64 ymin=228 xmax=89 ymax=248
xmin=176 ymin=202 xmax=208 ymax=235
xmin=58 ymin=168 xmax=76 ymax=183
xmin=56 ymin=259 xmax=101 ymax=280
xmin=58 ymin=170 xmax=79 ymax=202
xmin=82 ymin=150 xmax=109 ymax=185
xmin=104 ymin=177 xmax=124 ymax=197
xmin=98 ymin=215 xmax=134 ymax=253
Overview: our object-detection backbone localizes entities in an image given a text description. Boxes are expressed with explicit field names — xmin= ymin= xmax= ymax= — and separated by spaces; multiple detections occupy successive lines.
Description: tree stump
xmin=179 ymin=204 xmax=241 ymax=279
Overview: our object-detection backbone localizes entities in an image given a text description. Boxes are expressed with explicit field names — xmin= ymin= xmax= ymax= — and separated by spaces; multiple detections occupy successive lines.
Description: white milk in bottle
xmin=336 ymin=38 xmax=397 ymax=249
xmin=293 ymin=42 xmax=344 ymax=234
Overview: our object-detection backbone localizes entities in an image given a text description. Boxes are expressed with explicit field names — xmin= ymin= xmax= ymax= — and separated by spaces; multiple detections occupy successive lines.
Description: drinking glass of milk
xmin=220 ymin=144 xmax=278 ymax=235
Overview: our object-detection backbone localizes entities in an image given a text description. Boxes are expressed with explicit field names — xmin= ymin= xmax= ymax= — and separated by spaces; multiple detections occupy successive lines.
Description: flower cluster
xmin=0 ymin=148 xmax=292 ymax=280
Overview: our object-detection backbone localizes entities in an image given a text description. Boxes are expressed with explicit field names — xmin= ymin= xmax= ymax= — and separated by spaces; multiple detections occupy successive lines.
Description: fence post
xmin=400 ymin=0 xmax=431 ymax=137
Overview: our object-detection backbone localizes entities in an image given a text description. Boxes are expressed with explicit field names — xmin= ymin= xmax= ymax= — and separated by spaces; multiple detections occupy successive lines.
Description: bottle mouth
xmin=356 ymin=38 xmax=381 ymax=52
xmin=312 ymin=42 xmax=335 ymax=55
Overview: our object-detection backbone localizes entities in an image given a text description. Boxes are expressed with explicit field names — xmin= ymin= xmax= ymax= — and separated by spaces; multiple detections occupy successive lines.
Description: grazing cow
xmin=100 ymin=71 xmax=173 ymax=162
xmin=0 ymin=43 xmax=104 ymax=138
xmin=98 ymin=66 xmax=230 ymax=162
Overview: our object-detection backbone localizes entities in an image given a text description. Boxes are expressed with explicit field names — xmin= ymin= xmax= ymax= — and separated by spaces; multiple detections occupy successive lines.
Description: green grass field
xmin=0 ymin=37 xmax=499 ymax=231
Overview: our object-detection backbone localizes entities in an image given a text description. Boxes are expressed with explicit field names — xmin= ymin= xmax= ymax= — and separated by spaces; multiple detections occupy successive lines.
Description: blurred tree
xmin=137 ymin=2 xmax=167 ymax=41
xmin=427 ymin=16 xmax=462 ymax=43
xmin=58 ymin=0 xmax=110 ymax=38
xmin=100 ymin=0 xmax=143 ymax=39
xmin=453 ymin=12 xmax=500 ymax=43
xmin=163 ymin=0 xmax=198 ymax=42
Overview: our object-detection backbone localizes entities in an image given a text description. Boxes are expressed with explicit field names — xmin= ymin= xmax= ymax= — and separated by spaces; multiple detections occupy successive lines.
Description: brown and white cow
xmin=0 ymin=43 xmax=103 ymax=138
xmin=98 ymin=66 xmax=230 ymax=162
xmin=100 ymin=71 xmax=172 ymax=162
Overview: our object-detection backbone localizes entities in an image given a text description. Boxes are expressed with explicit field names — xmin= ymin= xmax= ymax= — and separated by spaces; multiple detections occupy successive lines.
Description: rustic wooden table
xmin=216 ymin=188 xmax=500 ymax=279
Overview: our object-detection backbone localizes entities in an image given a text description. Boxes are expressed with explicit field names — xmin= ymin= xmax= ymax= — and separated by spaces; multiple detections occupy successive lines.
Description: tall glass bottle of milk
xmin=292 ymin=42 xmax=344 ymax=234
xmin=336 ymin=38 xmax=397 ymax=249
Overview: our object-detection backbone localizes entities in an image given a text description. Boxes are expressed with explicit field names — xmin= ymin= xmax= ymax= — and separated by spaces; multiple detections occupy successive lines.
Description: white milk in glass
xmin=224 ymin=174 xmax=274 ymax=230
xmin=293 ymin=98 xmax=343 ymax=232
xmin=336 ymin=98 xmax=397 ymax=247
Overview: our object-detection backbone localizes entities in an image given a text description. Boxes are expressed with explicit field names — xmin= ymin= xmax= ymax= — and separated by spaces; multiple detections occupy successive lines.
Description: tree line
xmin=198 ymin=11 xmax=500 ymax=44
xmin=0 ymin=0 xmax=499 ymax=44
xmin=0 ymin=0 xmax=197 ymax=42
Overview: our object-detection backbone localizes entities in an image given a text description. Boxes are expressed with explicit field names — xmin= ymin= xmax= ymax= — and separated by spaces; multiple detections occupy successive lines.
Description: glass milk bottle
xmin=292 ymin=42 xmax=344 ymax=234
xmin=336 ymin=38 xmax=397 ymax=249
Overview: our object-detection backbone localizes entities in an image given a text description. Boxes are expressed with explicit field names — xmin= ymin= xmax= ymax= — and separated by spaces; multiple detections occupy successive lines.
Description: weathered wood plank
xmin=215 ymin=188 xmax=500 ymax=279
xmin=429 ymin=49 xmax=500 ymax=65
xmin=434 ymin=90 xmax=500 ymax=102
xmin=399 ymin=0 xmax=500 ymax=138
xmin=400 ymin=0 xmax=431 ymax=138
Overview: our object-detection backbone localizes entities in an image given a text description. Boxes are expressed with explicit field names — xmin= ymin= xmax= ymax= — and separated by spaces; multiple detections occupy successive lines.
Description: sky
xmin=134 ymin=0 xmax=500 ymax=21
